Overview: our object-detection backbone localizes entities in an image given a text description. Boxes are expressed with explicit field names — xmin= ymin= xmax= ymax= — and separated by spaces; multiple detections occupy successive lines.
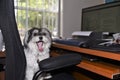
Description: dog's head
xmin=23 ymin=27 xmax=52 ymax=52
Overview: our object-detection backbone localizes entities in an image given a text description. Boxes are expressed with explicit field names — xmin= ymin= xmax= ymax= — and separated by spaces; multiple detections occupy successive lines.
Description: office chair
xmin=0 ymin=0 xmax=81 ymax=80
xmin=33 ymin=54 xmax=81 ymax=80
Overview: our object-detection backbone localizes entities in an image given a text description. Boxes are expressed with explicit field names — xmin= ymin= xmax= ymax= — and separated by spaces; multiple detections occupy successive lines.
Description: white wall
xmin=61 ymin=0 xmax=105 ymax=38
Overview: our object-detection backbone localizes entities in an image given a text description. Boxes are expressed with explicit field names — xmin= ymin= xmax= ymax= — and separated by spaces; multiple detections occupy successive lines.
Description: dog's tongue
xmin=37 ymin=42 xmax=43 ymax=52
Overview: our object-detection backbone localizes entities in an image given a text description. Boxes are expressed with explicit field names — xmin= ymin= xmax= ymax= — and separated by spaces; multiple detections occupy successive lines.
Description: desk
xmin=0 ymin=51 xmax=5 ymax=58
xmin=0 ymin=51 xmax=5 ymax=80
xmin=0 ymin=51 xmax=5 ymax=64
xmin=51 ymin=42 xmax=120 ymax=79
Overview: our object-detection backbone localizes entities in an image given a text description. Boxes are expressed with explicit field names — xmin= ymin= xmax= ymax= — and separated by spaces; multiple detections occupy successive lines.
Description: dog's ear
xmin=23 ymin=31 xmax=29 ymax=48
xmin=23 ymin=28 xmax=37 ymax=48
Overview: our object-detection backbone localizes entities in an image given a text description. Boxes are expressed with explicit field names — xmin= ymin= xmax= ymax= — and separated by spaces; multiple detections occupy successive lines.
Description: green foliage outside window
xmin=15 ymin=0 xmax=58 ymax=31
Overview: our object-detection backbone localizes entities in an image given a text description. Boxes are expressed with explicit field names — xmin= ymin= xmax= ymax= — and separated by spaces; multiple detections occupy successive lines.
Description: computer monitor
xmin=81 ymin=1 xmax=120 ymax=33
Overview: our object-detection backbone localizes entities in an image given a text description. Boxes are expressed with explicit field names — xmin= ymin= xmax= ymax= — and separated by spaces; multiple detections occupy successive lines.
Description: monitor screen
xmin=81 ymin=1 xmax=120 ymax=32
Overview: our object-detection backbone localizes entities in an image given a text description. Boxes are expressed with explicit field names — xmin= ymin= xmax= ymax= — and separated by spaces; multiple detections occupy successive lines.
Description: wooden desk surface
xmin=0 ymin=51 xmax=5 ymax=58
xmin=77 ymin=60 xmax=120 ymax=79
xmin=52 ymin=42 xmax=120 ymax=79
xmin=0 ymin=51 xmax=5 ymax=64
xmin=52 ymin=42 xmax=120 ymax=61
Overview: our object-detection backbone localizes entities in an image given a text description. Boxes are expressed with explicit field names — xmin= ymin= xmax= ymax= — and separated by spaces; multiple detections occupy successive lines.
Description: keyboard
xmin=90 ymin=44 xmax=120 ymax=52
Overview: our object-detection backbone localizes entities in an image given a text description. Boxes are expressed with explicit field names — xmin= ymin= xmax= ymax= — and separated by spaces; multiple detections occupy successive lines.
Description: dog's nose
xmin=39 ymin=37 xmax=43 ymax=40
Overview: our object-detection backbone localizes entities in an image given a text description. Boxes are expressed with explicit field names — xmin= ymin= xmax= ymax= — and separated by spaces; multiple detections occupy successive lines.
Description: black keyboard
xmin=90 ymin=44 xmax=120 ymax=52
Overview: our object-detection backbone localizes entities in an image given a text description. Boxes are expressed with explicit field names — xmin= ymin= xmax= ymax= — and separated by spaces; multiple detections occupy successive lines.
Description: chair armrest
xmin=39 ymin=54 xmax=81 ymax=72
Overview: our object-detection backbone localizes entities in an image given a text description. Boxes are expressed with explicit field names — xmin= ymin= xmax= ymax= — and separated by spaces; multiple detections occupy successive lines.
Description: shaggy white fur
xmin=24 ymin=28 xmax=52 ymax=80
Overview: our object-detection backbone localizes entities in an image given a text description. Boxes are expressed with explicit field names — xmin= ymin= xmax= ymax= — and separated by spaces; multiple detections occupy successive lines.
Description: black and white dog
xmin=23 ymin=27 xmax=52 ymax=80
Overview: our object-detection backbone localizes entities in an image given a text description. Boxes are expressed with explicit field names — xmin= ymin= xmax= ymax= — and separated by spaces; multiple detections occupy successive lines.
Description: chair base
xmin=47 ymin=72 xmax=75 ymax=80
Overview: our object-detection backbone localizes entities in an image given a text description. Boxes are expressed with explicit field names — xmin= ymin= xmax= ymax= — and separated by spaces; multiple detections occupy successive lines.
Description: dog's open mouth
xmin=36 ymin=41 xmax=44 ymax=52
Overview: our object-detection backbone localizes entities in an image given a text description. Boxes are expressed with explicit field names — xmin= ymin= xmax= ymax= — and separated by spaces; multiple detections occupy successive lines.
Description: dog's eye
xmin=33 ymin=33 xmax=38 ymax=36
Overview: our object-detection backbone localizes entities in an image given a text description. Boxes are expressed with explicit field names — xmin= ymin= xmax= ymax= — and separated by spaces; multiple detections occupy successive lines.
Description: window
xmin=14 ymin=0 xmax=60 ymax=40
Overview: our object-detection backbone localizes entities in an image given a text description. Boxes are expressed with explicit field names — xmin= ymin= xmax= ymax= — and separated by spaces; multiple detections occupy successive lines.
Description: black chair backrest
xmin=0 ymin=0 xmax=26 ymax=80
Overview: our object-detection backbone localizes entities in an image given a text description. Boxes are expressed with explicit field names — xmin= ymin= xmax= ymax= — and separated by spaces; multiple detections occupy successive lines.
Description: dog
xmin=23 ymin=27 xmax=52 ymax=80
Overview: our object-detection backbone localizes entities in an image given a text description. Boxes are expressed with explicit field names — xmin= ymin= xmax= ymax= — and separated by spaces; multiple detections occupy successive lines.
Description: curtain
xmin=0 ymin=0 xmax=26 ymax=80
